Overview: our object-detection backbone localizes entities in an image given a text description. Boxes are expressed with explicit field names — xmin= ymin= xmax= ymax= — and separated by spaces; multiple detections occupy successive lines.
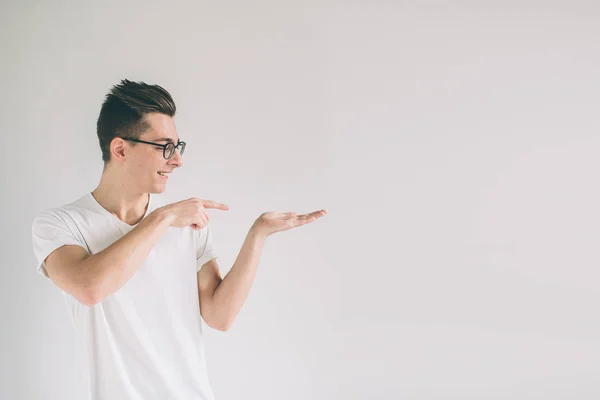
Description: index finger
xmin=200 ymin=200 xmax=230 ymax=210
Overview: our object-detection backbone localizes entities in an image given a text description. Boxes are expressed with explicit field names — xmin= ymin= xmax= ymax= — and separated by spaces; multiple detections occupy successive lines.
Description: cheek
xmin=131 ymin=159 xmax=159 ymax=178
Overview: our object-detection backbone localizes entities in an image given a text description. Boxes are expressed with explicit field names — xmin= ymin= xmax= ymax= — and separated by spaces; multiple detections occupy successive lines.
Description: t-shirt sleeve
xmin=31 ymin=209 xmax=89 ymax=280
xmin=196 ymin=226 xmax=219 ymax=272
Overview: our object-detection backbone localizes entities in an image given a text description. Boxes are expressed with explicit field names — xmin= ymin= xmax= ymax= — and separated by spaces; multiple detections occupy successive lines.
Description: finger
xmin=201 ymin=200 xmax=230 ymax=210
xmin=293 ymin=217 xmax=318 ymax=228
xmin=298 ymin=210 xmax=327 ymax=220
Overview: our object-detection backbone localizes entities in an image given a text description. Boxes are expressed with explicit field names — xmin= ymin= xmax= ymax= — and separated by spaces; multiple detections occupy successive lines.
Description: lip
xmin=157 ymin=172 xmax=171 ymax=180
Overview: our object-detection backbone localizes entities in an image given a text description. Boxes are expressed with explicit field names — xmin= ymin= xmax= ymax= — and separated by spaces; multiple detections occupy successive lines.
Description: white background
xmin=2 ymin=1 xmax=600 ymax=399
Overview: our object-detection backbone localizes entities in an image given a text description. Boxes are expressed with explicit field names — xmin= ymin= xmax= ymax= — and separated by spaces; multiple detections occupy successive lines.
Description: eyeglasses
xmin=121 ymin=138 xmax=186 ymax=159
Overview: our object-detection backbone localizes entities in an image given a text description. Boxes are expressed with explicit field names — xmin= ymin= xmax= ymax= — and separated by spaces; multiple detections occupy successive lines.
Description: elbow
xmin=51 ymin=259 xmax=106 ymax=306
xmin=202 ymin=305 xmax=233 ymax=331
xmin=218 ymin=322 xmax=232 ymax=332
xmin=81 ymin=293 xmax=101 ymax=307
xmin=58 ymin=281 xmax=101 ymax=307
xmin=76 ymin=284 xmax=104 ymax=307
xmin=77 ymin=291 xmax=99 ymax=307
xmin=212 ymin=321 xmax=232 ymax=332
xmin=208 ymin=317 xmax=233 ymax=332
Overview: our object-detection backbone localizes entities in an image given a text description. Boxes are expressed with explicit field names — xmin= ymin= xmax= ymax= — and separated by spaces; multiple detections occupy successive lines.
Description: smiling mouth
xmin=157 ymin=171 xmax=171 ymax=177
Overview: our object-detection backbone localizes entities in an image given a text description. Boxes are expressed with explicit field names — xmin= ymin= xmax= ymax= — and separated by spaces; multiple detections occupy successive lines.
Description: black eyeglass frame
xmin=121 ymin=138 xmax=186 ymax=159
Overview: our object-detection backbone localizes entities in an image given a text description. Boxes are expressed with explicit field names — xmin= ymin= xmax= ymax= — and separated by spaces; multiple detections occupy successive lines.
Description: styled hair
xmin=96 ymin=79 xmax=176 ymax=163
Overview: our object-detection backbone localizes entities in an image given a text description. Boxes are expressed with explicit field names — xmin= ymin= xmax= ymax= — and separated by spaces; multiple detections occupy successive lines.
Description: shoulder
xmin=32 ymin=193 xmax=97 ymax=230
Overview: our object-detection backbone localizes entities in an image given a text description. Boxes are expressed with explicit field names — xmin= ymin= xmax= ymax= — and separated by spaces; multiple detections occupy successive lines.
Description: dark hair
xmin=96 ymin=79 xmax=176 ymax=163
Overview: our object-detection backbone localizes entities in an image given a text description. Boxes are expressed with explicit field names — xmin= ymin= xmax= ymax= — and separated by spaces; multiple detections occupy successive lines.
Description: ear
xmin=110 ymin=137 xmax=127 ymax=163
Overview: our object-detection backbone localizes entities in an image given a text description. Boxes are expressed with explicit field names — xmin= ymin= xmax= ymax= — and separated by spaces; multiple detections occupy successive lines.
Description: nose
xmin=168 ymin=149 xmax=184 ymax=168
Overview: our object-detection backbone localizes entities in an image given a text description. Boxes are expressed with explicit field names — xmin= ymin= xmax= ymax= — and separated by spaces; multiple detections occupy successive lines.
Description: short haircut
xmin=96 ymin=79 xmax=176 ymax=163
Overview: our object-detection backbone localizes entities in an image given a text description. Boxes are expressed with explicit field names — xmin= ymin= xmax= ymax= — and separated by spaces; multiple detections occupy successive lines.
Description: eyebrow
xmin=153 ymin=137 xmax=180 ymax=143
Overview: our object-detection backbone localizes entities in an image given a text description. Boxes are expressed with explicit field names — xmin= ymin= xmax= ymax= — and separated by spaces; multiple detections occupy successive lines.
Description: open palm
xmin=254 ymin=209 xmax=327 ymax=236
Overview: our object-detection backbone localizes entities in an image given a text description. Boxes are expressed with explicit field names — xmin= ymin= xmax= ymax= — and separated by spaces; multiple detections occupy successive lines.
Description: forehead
xmin=140 ymin=113 xmax=179 ymax=142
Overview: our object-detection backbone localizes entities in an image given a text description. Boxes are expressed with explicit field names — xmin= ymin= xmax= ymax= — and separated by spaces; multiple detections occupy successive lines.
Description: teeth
xmin=158 ymin=172 xmax=170 ymax=176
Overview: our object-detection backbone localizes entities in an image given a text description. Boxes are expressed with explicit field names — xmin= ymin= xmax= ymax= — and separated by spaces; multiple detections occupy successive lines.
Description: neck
xmin=91 ymin=167 xmax=150 ymax=225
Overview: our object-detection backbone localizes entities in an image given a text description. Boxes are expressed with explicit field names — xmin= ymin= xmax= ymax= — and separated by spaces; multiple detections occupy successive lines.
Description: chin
xmin=146 ymin=182 xmax=167 ymax=194
xmin=152 ymin=186 xmax=167 ymax=194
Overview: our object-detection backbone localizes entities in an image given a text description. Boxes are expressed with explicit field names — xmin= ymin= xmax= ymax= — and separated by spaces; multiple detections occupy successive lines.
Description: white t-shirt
xmin=31 ymin=192 xmax=219 ymax=400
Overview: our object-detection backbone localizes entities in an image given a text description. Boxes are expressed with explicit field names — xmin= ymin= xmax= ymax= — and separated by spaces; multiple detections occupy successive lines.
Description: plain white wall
xmin=2 ymin=1 xmax=600 ymax=399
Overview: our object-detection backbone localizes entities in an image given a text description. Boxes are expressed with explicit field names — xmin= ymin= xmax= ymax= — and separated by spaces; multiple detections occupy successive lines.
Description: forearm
xmin=210 ymin=226 xmax=266 ymax=330
xmin=82 ymin=209 xmax=173 ymax=304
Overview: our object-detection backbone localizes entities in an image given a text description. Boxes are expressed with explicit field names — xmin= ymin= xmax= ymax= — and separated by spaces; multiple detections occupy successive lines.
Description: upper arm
xmin=32 ymin=210 xmax=94 ymax=304
xmin=197 ymin=258 xmax=222 ymax=321
xmin=44 ymin=245 xmax=93 ymax=305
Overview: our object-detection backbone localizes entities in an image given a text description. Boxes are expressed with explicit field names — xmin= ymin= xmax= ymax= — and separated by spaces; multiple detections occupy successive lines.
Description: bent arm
xmin=197 ymin=227 xmax=266 ymax=331
xmin=45 ymin=209 xmax=173 ymax=306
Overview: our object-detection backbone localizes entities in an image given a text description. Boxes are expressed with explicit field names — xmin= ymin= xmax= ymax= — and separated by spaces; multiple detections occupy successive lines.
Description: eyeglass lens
xmin=165 ymin=142 xmax=185 ymax=159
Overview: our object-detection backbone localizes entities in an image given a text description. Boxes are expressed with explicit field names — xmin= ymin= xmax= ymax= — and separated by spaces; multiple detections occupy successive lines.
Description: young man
xmin=31 ymin=79 xmax=327 ymax=400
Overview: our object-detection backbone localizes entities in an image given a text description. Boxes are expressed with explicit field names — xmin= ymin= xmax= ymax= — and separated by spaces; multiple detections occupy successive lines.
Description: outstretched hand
xmin=252 ymin=209 xmax=328 ymax=238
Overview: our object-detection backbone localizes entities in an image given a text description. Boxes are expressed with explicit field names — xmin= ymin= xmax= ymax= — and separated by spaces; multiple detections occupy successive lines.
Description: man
xmin=31 ymin=79 xmax=327 ymax=399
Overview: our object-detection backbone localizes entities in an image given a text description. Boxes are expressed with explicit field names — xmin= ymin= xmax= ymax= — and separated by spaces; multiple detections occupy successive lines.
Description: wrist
xmin=249 ymin=223 xmax=269 ymax=242
xmin=149 ymin=207 xmax=174 ymax=227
